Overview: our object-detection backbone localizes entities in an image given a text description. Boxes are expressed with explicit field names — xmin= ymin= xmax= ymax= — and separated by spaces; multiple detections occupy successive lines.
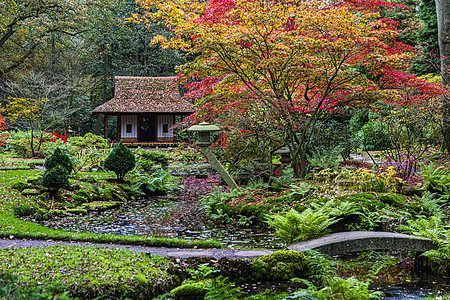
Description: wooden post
xmin=104 ymin=113 xmax=108 ymax=140
xmin=117 ymin=115 xmax=121 ymax=141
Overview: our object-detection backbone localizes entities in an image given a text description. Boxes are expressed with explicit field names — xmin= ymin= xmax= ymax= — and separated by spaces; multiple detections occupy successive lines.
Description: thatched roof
xmin=92 ymin=76 xmax=193 ymax=114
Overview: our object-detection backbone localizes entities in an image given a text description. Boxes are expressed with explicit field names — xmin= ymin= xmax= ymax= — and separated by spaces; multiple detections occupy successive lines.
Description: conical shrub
xmin=103 ymin=141 xmax=136 ymax=180
xmin=44 ymin=147 xmax=73 ymax=174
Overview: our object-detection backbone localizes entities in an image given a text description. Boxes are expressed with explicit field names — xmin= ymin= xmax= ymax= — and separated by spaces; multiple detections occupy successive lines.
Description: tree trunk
xmin=435 ymin=0 xmax=450 ymax=152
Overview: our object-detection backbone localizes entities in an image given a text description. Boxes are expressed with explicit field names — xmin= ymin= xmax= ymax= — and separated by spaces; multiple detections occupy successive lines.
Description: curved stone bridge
xmin=287 ymin=231 xmax=437 ymax=256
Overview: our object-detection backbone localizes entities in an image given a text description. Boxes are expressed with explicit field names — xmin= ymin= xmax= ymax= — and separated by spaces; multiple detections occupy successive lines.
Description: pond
xmin=31 ymin=173 xmax=285 ymax=249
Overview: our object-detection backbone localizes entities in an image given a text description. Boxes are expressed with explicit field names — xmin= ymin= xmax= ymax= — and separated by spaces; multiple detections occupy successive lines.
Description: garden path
xmin=0 ymin=238 xmax=273 ymax=259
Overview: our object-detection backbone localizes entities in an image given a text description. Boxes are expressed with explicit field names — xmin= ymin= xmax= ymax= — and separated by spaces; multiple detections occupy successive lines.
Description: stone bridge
xmin=287 ymin=231 xmax=437 ymax=256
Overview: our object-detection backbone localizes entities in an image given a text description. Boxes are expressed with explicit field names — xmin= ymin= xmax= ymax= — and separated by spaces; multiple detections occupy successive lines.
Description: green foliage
xmin=137 ymin=149 xmax=170 ymax=172
xmin=13 ymin=205 xmax=38 ymax=218
xmin=187 ymin=264 xmax=219 ymax=281
xmin=265 ymin=208 xmax=339 ymax=245
xmin=4 ymin=130 xmax=47 ymax=158
xmin=45 ymin=147 xmax=74 ymax=174
xmin=204 ymin=276 xmax=243 ymax=300
xmin=358 ymin=119 xmax=391 ymax=151
xmin=252 ymin=250 xmax=309 ymax=281
xmin=312 ymin=276 xmax=383 ymax=300
xmin=69 ymin=133 xmax=108 ymax=151
xmin=0 ymin=271 xmax=75 ymax=300
xmin=103 ymin=141 xmax=136 ymax=180
xmin=287 ymin=182 xmax=315 ymax=199
xmin=307 ymin=147 xmax=343 ymax=171
xmin=270 ymin=167 xmax=298 ymax=190
xmin=0 ymin=246 xmax=178 ymax=299
xmin=416 ymin=191 xmax=446 ymax=215
xmin=42 ymin=165 xmax=69 ymax=191
xmin=128 ymin=168 xmax=182 ymax=196
xmin=418 ymin=162 xmax=450 ymax=191
xmin=412 ymin=0 xmax=440 ymax=75
xmin=398 ymin=215 xmax=447 ymax=241
xmin=170 ymin=282 xmax=206 ymax=299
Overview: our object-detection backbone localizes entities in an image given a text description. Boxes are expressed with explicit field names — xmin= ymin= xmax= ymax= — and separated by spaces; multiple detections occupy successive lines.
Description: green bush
xmin=170 ymin=282 xmax=206 ymax=299
xmin=103 ymin=141 xmax=136 ymax=180
xmin=69 ymin=133 xmax=108 ymax=151
xmin=252 ymin=250 xmax=309 ymax=281
xmin=13 ymin=205 xmax=38 ymax=217
xmin=42 ymin=165 xmax=69 ymax=192
xmin=358 ymin=120 xmax=391 ymax=151
xmin=45 ymin=147 xmax=74 ymax=174
xmin=137 ymin=150 xmax=170 ymax=172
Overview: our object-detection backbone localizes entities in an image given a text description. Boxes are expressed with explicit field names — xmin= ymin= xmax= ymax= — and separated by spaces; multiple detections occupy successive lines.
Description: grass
xmin=0 ymin=169 xmax=222 ymax=249
xmin=0 ymin=246 xmax=179 ymax=299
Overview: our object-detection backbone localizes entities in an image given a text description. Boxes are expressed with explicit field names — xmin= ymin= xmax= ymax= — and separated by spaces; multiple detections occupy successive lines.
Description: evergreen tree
xmin=412 ymin=0 xmax=440 ymax=75
xmin=103 ymin=141 xmax=136 ymax=180
xmin=44 ymin=147 xmax=73 ymax=174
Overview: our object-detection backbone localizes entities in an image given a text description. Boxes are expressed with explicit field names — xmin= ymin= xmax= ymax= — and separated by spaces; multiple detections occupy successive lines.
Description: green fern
xmin=398 ymin=215 xmax=447 ymax=241
xmin=315 ymin=276 xmax=383 ymax=300
xmin=419 ymin=162 xmax=450 ymax=191
xmin=416 ymin=191 xmax=446 ymax=215
xmin=265 ymin=208 xmax=339 ymax=245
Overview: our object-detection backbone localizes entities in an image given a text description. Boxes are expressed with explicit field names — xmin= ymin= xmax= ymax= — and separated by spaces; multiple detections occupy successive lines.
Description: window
xmin=162 ymin=123 xmax=169 ymax=133
xmin=126 ymin=124 xmax=132 ymax=133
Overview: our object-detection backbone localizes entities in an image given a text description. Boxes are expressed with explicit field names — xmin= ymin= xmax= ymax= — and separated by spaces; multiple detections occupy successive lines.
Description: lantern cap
xmin=187 ymin=122 xmax=221 ymax=132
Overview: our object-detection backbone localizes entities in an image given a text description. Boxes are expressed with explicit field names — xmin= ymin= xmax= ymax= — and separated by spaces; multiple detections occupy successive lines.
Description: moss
xmin=73 ymin=195 xmax=89 ymax=205
xmin=170 ymin=282 xmax=207 ymax=299
xmin=21 ymin=189 xmax=41 ymax=196
xmin=34 ymin=208 xmax=52 ymax=221
xmin=83 ymin=201 xmax=122 ymax=211
xmin=67 ymin=208 xmax=88 ymax=215
xmin=26 ymin=176 xmax=42 ymax=185
xmin=11 ymin=181 xmax=30 ymax=192
xmin=252 ymin=250 xmax=309 ymax=281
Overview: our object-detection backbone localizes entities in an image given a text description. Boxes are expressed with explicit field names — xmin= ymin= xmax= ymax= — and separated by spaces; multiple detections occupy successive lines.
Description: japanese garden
xmin=0 ymin=0 xmax=450 ymax=299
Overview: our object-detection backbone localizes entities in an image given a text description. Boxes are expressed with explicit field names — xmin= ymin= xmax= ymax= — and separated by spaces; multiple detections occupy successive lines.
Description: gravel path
xmin=0 ymin=238 xmax=273 ymax=259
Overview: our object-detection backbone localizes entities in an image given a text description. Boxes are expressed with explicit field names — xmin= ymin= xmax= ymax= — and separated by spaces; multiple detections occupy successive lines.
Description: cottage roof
xmin=92 ymin=76 xmax=193 ymax=114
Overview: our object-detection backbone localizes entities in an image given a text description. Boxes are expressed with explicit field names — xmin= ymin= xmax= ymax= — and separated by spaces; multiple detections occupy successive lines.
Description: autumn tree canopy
xmin=136 ymin=0 xmax=443 ymax=177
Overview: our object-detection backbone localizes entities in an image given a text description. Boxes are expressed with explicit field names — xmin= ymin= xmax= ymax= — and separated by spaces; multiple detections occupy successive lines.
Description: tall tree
xmin=0 ymin=0 xmax=91 ymax=77
xmin=137 ymin=0 xmax=443 ymax=177
xmin=435 ymin=0 xmax=450 ymax=151
xmin=413 ymin=0 xmax=440 ymax=74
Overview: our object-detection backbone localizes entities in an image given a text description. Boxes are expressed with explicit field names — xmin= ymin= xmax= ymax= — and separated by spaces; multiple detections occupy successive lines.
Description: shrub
xmin=42 ymin=165 xmax=69 ymax=208
xmin=103 ymin=141 xmax=136 ymax=180
xmin=137 ymin=150 xmax=170 ymax=172
xmin=13 ymin=205 xmax=38 ymax=217
xmin=69 ymin=133 xmax=108 ymax=151
xmin=45 ymin=147 xmax=74 ymax=174
xmin=42 ymin=165 xmax=69 ymax=192
xmin=252 ymin=250 xmax=309 ymax=281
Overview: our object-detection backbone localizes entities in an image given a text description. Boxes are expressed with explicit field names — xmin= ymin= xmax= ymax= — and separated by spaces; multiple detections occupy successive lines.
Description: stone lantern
xmin=187 ymin=122 xmax=239 ymax=190
xmin=187 ymin=122 xmax=221 ymax=147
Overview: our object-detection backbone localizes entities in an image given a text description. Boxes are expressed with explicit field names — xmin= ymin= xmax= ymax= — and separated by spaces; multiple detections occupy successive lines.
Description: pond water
xmin=39 ymin=195 xmax=283 ymax=249
xmin=33 ymin=174 xmax=284 ymax=249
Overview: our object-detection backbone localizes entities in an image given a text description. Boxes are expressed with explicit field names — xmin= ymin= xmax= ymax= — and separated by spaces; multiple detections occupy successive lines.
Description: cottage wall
xmin=120 ymin=115 xmax=138 ymax=142
xmin=157 ymin=115 xmax=174 ymax=141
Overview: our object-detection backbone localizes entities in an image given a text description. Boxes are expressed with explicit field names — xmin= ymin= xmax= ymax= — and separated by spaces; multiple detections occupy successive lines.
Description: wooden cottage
xmin=93 ymin=76 xmax=193 ymax=144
